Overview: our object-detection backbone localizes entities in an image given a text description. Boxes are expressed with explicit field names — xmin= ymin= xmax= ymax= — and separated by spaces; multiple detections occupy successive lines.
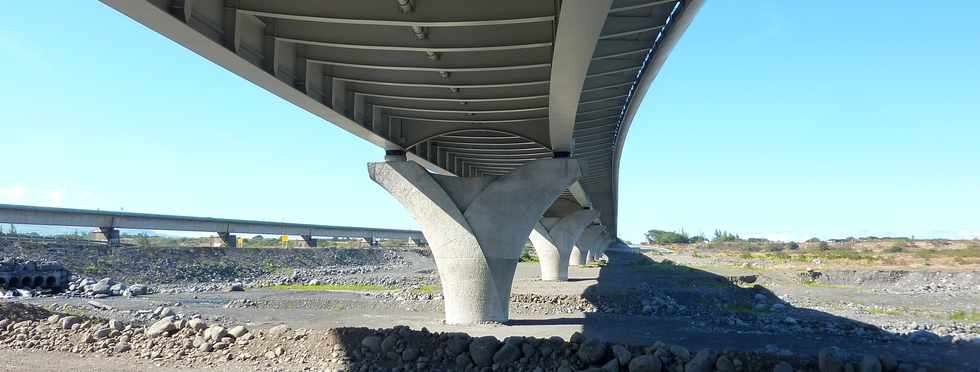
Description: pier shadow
xmin=552 ymin=250 xmax=980 ymax=369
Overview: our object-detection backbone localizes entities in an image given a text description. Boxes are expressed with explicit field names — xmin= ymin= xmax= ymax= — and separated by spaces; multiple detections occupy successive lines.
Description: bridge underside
xmin=100 ymin=0 xmax=702 ymax=323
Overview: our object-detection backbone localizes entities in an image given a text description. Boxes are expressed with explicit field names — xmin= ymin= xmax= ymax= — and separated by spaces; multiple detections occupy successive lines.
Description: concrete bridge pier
xmin=529 ymin=208 xmax=598 ymax=281
xmin=92 ymin=227 xmax=120 ymax=247
xmin=569 ymin=245 xmax=588 ymax=266
xmin=571 ymin=224 xmax=605 ymax=266
xmin=217 ymin=232 xmax=236 ymax=248
xmin=592 ymin=233 xmax=614 ymax=260
xmin=301 ymin=234 xmax=317 ymax=248
xmin=369 ymin=157 xmax=579 ymax=324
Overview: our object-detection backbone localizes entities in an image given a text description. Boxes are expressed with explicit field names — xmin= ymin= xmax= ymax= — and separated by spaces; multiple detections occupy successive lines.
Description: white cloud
xmin=0 ymin=185 xmax=27 ymax=204
xmin=0 ymin=186 xmax=73 ymax=207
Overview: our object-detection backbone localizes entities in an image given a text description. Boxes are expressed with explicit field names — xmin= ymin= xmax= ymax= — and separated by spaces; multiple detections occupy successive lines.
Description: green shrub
xmin=885 ymin=244 xmax=906 ymax=253
xmin=646 ymin=229 xmax=691 ymax=244
xmin=713 ymin=230 xmax=740 ymax=242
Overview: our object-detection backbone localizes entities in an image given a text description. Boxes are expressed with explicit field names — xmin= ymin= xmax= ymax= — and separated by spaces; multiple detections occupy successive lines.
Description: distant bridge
xmin=0 ymin=204 xmax=425 ymax=247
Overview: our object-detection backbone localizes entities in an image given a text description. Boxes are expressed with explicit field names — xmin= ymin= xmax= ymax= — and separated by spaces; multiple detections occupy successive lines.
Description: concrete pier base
xmin=571 ymin=224 xmax=605 ymax=266
xmin=369 ymin=158 xmax=580 ymax=324
xmin=529 ymin=209 xmax=598 ymax=281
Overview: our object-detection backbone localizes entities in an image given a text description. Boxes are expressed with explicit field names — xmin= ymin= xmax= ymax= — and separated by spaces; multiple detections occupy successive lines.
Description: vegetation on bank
xmin=643 ymin=228 xmax=980 ymax=266
xmin=520 ymin=244 xmax=539 ymax=262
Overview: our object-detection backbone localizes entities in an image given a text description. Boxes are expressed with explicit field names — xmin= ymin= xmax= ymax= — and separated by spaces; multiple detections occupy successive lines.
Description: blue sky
xmin=2 ymin=2 xmax=979 ymax=242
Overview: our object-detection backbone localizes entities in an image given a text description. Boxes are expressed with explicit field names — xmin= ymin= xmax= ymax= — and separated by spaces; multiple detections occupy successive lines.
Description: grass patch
xmin=866 ymin=306 xmax=911 ymax=317
xmin=581 ymin=261 xmax=606 ymax=268
xmin=268 ymin=284 xmax=391 ymax=292
xmin=949 ymin=310 xmax=980 ymax=322
xmin=418 ymin=284 xmax=441 ymax=294
xmin=800 ymin=280 xmax=850 ymax=289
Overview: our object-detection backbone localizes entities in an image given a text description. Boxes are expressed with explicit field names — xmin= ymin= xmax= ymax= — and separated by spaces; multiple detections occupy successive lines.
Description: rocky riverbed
xmin=1 ymin=301 xmax=952 ymax=372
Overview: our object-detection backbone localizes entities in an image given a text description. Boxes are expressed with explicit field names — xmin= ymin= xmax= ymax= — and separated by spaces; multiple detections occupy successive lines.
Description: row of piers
xmin=370 ymin=154 xmax=620 ymax=324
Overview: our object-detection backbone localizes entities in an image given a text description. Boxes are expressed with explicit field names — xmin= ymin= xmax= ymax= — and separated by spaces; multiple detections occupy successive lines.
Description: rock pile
xmin=510 ymin=293 xmax=598 ymax=314
xmin=65 ymin=277 xmax=150 ymax=298
xmin=0 ymin=301 xmax=961 ymax=372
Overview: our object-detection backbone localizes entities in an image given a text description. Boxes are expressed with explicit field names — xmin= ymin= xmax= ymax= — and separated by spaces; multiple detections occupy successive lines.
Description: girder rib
xmin=592 ymin=48 xmax=652 ymax=61
xmin=278 ymin=37 xmax=552 ymax=53
xmin=581 ymin=81 xmax=634 ymax=93
xmin=609 ymin=0 xmax=679 ymax=13
xmin=238 ymin=9 xmax=555 ymax=27
xmin=434 ymin=151 xmax=550 ymax=159
xmin=431 ymin=140 xmax=539 ymax=146
xmin=310 ymin=59 xmax=552 ymax=73
xmin=576 ymin=105 xmax=624 ymax=116
xmin=575 ymin=114 xmax=620 ymax=125
xmin=599 ymin=25 xmax=666 ymax=40
xmin=585 ymin=66 xmax=642 ymax=79
xmin=354 ymin=92 xmax=548 ymax=103
xmin=337 ymin=77 xmax=547 ymax=89
xmin=432 ymin=146 xmax=549 ymax=153
xmin=374 ymin=105 xmax=548 ymax=114
xmin=438 ymin=135 xmax=522 ymax=140
xmin=579 ymin=94 xmax=628 ymax=105
xmin=390 ymin=116 xmax=547 ymax=124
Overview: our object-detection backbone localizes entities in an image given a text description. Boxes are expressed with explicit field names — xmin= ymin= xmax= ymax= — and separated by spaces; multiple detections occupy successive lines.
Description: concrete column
xmin=571 ymin=224 xmax=605 ymax=266
xmin=569 ymin=245 xmax=588 ymax=266
xmin=593 ymin=233 xmax=613 ymax=260
xmin=217 ymin=232 xmax=236 ymax=248
xmin=369 ymin=158 xmax=580 ymax=324
xmin=96 ymin=227 xmax=120 ymax=247
xmin=529 ymin=209 xmax=598 ymax=281
xmin=301 ymin=234 xmax=317 ymax=248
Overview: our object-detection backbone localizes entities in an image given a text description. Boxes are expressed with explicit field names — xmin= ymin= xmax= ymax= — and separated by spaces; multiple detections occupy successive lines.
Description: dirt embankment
xmin=0 ymin=238 xmax=432 ymax=288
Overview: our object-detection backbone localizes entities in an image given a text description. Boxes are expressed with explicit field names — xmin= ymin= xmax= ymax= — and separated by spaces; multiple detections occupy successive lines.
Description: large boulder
xmin=146 ymin=316 xmax=175 ymax=337
xmin=227 ymin=325 xmax=248 ymax=338
xmin=819 ymin=347 xmax=846 ymax=372
xmin=860 ymin=354 xmax=882 ymax=372
xmin=186 ymin=318 xmax=207 ymax=331
xmin=578 ymin=338 xmax=607 ymax=365
xmin=685 ymin=349 xmax=718 ymax=372
xmin=612 ymin=345 xmax=632 ymax=366
xmin=469 ymin=336 xmax=501 ymax=367
xmin=127 ymin=284 xmax=148 ymax=296
xmin=361 ymin=336 xmax=382 ymax=353
xmin=446 ymin=335 xmax=470 ymax=356
xmin=60 ymin=316 xmax=81 ymax=330
xmin=629 ymin=355 xmax=662 ymax=372
xmin=492 ymin=343 xmax=522 ymax=365
xmin=204 ymin=325 xmax=227 ymax=342
xmin=878 ymin=352 xmax=898 ymax=372
xmin=87 ymin=278 xmax=112 ymax=295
